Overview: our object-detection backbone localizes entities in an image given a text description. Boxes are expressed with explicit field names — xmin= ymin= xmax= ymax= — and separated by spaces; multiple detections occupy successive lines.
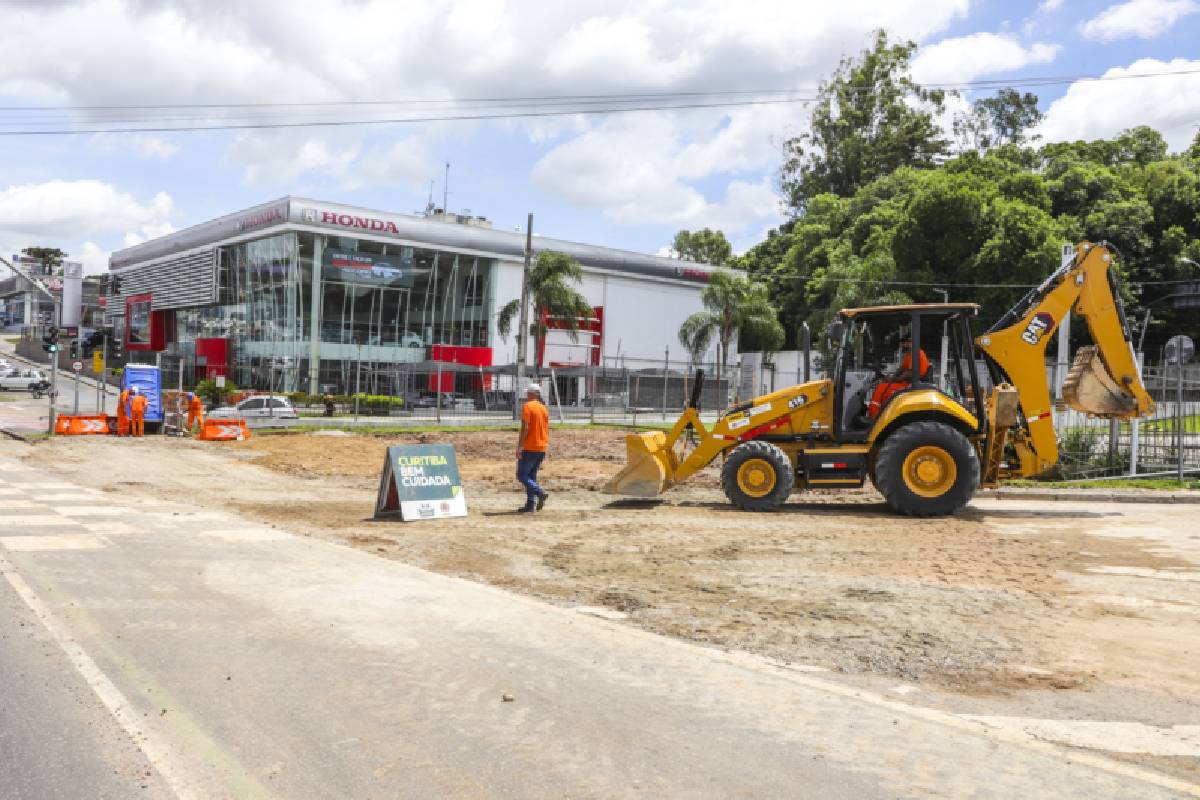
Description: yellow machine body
xmin=605 ymin=242 xmax=1156 ymax=514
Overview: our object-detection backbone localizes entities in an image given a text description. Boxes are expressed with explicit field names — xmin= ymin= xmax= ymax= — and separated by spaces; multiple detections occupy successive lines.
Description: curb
xmin=978 ymin=488 xmax=1200 ymax=504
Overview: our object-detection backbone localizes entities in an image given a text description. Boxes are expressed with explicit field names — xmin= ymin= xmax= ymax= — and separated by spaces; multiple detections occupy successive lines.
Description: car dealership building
xmin=106 ymin=197 xmax=721 ymax=396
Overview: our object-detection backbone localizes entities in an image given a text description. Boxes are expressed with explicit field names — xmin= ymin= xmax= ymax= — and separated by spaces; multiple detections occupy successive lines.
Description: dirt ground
xmin=22 ymin=428 xmax=1200 ymax=712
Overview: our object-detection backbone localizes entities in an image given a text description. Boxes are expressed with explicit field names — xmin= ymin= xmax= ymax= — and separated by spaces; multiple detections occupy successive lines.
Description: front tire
xmin=721 ymin=440 xmax=794 ymax=512
xmin=873 ymin=421 xmax=978 ymax=517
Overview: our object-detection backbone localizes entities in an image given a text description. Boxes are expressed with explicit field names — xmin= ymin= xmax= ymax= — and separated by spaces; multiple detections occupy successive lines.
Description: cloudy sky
xmin=1 ymin=0 xmax=1198 ymax=274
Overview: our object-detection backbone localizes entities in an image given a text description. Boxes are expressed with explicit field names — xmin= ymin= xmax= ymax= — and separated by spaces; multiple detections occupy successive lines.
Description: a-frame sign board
xmin=375 ymin=444 xmax=468 ymax=520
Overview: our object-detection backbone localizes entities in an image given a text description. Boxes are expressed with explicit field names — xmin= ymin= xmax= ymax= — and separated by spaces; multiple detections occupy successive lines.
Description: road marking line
xmin=55 ymin=506 xmax=131 ymax=516
xmin=7 ymin=515 xmax=85 ymax=526
xmin=0 ymin=552 xmax=194 ymax=800
xmin=965 ymin=716 xmax=1200 ymax=757
xmin=0 ymin=535 xmax=107 ymax=551
xmin=0 ymin=499 xmax=37 ymax=508
xmin=202 ymin=528 xmax=289 ymax=542
xmin=81 ymin=521 xmax=137 ymax=535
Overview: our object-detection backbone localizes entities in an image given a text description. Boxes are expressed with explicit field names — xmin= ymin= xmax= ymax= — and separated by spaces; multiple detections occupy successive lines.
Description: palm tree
xmin=497 ymin=251 xmax=592 ymax=368
xmin=678 ymin=269 xmax=784 ymax=375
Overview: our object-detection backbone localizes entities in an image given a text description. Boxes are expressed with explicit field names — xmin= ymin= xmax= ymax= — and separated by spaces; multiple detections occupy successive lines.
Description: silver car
xmin=208 ymin=395 xmax=299 ymax=420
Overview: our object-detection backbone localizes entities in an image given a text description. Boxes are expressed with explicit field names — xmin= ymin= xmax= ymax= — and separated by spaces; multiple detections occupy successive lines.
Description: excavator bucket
xmin=1062 ymin=345 xmax=1139 ymax=418
xmin=603 ymin=431 xmax=673 ymax=497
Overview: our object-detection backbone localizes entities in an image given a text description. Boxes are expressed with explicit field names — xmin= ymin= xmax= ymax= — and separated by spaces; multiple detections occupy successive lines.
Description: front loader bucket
xmin=603 ymin=431 xmax=672 ymax=497
xmin=1062 ymin=345 xmax=1140 ymax=418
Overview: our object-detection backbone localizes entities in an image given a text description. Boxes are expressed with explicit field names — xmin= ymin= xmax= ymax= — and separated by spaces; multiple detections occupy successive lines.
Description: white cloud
xmin=911 ymin=33 xmax=1060 ymax=85
xmin=532 ymin=113 xmax=781 ymax=233
xmin=1038 ymin=0 xmax=1064 ymax=11
xmin=0 ymin=180 xmax=174 ymax=274
xmin=0 ymin=0 xmax=972 ymax=237
xmin=76 ymin=241 xmax=111 ymax=275
xmin=1080 ymin=0 xmax=1197 ymax=41
xmin=0 ymin=180 xmax=173 ymax=239
xmin=1037 ymin=58 xmax=1200 ymax=150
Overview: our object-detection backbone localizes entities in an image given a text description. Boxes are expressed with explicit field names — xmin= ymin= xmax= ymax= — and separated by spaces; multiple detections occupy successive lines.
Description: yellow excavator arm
xmin=977 ymin=242 xmax=1155 ymax=476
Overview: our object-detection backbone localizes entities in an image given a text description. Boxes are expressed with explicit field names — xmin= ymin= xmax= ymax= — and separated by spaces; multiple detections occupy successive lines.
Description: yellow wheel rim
xmin=902 ymin=445 xmax=956 ymax=498
xmin=736 ymin=458 xmax=777 ymax=498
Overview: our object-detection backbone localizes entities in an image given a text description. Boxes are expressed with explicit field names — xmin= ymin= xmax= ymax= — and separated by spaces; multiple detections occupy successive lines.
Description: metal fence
xmin=1053 ymin=362 xmax=1200 ymax=479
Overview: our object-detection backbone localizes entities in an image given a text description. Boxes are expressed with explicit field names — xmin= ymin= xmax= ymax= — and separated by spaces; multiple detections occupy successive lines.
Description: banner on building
xmin=324 ymin=248 xmax=414 ymax=287
xmin=375 ymin=444 xmax=467 ymax=520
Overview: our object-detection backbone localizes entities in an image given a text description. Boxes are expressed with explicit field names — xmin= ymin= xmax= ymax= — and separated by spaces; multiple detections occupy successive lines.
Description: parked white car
xmin=208 ymin=395 xmax=299 ymax=420
xmin=0 ymin=368 xmax=49 ymax=391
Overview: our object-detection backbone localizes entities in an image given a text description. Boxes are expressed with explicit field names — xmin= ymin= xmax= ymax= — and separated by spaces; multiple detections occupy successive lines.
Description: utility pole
xmin=933 ymin=288 xmax=949 ymax=391
xmin=515 ymin=213 xmax=534 ymax=394
xmin=443 ymin=161 xmax=450 ymax=213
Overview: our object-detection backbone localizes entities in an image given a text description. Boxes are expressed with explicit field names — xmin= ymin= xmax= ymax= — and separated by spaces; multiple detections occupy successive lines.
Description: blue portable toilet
xmin=121 ymin=364 xmax=163 ymax=431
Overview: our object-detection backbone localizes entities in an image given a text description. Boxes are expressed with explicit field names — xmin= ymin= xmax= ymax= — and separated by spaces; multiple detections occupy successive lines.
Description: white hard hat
xmin=130 ymin=386 xmax=139 ymax=394
xmin=526 ymin=382 xmax=542 ymax=395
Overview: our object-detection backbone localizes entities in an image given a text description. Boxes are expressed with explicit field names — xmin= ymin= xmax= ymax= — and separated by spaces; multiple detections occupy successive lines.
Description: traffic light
xmin=111 ymin=332 xmax=123 ymax=359
xmin=69 ymin=340 xmax=78 ymax=359
xmin=41 ymin=326 xmax=59 ymax=354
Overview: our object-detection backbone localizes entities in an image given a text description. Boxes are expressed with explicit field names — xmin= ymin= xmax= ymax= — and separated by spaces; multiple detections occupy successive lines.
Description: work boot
xmin=517 ymin=504 xmax=536 ymax=514
xmin=536 ymin=491 xmax=549 ymax=511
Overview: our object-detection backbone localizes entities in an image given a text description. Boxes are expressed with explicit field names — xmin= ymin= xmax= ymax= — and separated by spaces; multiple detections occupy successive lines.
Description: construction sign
xmin=375 ymin=444 xmax=467 ymax=521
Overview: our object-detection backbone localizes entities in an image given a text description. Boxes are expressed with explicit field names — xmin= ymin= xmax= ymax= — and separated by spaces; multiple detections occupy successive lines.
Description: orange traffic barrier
xmin=55 ymin=415 xmax=111 ymax=436
xmin=197 ymin=418 xmax=250 ymax=441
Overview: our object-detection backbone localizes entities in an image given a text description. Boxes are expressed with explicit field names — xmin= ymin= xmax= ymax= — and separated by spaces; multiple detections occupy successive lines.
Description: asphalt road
xmin=0 ymin=575 xmax=171 ymax=799
xmin=0 ymin=440 xmax=1196 ymax=799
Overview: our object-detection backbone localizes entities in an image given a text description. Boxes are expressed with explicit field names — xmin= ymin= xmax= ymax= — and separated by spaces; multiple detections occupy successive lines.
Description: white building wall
xmin=491 ymin=260 xmax=720 ymax=368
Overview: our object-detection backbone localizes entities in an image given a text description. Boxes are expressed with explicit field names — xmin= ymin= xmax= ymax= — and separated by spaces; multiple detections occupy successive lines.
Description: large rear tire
xmin=873 ymin=421 xmax=978 ymax=517
xmin=721 ymin=440 xmax=794 ymax=512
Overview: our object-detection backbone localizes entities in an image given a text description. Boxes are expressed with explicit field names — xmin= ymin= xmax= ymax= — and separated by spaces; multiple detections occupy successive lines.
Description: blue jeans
xmin=516 ymin=450 xmax=546 ymax=508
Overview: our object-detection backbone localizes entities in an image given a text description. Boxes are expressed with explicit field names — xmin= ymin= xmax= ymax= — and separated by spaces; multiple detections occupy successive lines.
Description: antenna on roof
xmin=424 ymin=180 xmax=435 ymax=216
xmin=443 ymin=161 xmax=450 ymax=215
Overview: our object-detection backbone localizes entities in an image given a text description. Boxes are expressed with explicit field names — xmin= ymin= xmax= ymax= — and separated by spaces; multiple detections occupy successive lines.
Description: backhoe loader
xmin=604 ymin=242 xmax=1155 ymax=516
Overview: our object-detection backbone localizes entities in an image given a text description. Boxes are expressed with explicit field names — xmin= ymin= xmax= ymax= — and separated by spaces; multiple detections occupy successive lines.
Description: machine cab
xmin=829 ymin=304 xmax=986 ymax=441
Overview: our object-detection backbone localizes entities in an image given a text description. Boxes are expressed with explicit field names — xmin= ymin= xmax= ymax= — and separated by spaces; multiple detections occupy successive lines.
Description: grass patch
xmin=1008 ymin=478 xmax=1200 ymax=490
xmin=251 ymin=421 xmax=670 ymax=437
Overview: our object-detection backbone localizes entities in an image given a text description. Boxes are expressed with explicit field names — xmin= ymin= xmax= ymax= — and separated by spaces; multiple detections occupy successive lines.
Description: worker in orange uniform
xmin=186 ymin=392 xmax=204 ymax=434
xmin=867 ymin=340 xmax=930 ymax=418
xmin=515 ymin=382 xmax=550 ymax=513
xmin=116 ymin=386 xmax=131 ymax=436
xmin=129 ymin=386 xmax=148 ymax=437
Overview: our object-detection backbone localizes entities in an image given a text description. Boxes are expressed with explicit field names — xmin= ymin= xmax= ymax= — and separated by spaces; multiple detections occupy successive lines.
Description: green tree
xmin=672 ymin=228 xmax=733 ymax=265
xmin=780 ymin=30 xmax=948 ymax=212
xmin=954 ymin=89 xmax=1042 ymax=152
xmin=496 ymin=251 xmax=592 ymax=366
xmin=21 ymin=246 xmax=66 ymax=276
xmin=678 ymin=270 xmax=784 ymax=374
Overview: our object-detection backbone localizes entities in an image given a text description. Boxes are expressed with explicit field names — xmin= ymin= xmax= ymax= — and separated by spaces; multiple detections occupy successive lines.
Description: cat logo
xmin=1021 ymin=312 xmax=1055 ymax=345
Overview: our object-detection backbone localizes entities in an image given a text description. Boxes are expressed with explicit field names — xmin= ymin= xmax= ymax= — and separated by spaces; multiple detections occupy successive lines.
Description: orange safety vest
xmin=867 ymin=350 xmax=930 ymax=418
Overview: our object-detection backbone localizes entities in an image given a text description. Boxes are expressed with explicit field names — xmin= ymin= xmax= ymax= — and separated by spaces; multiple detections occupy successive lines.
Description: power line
xmin=2 ymin=65 xmax=1197 ymax=115
xmin=0 ymin=97 xmax=809 ymax=136
xmin=0 ymin=65 xmax=1197 ymax=135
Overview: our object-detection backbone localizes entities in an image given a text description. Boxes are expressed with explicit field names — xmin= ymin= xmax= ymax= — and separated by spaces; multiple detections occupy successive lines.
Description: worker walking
xmin=186 ymin=392 xmax=204 ymax=434
xmin=129 ymin=386 xmax=148 ymax=437
xmin=515 ymin=382 xmax=550 ymax=513
xmin=116 ymin=386 xmax=131 ymax=436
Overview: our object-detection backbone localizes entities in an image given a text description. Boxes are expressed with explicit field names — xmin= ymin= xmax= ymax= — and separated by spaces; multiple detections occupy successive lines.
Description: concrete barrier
xmin=197 ymin=418 xmax=250 ymax=441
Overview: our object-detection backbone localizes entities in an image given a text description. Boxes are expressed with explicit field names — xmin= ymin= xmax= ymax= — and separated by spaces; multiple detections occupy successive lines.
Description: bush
xmin=196 ymin=377 xmax=238 ymax=408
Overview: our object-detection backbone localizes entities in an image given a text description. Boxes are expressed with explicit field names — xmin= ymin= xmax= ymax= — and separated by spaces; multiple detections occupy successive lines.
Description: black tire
xmin=873 ymin=421 xmax=978 ymax=516
xmin=720 ymin=440 xmax=794 ymax=512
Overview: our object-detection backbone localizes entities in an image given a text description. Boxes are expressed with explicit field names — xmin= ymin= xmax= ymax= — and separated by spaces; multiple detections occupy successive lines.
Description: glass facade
xmin=173 ymin=231 xmax=495 ymax=393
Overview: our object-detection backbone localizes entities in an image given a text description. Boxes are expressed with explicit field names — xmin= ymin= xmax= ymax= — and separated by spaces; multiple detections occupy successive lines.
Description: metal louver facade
xmin=110 ymin=248 xmax=218 ymax=311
